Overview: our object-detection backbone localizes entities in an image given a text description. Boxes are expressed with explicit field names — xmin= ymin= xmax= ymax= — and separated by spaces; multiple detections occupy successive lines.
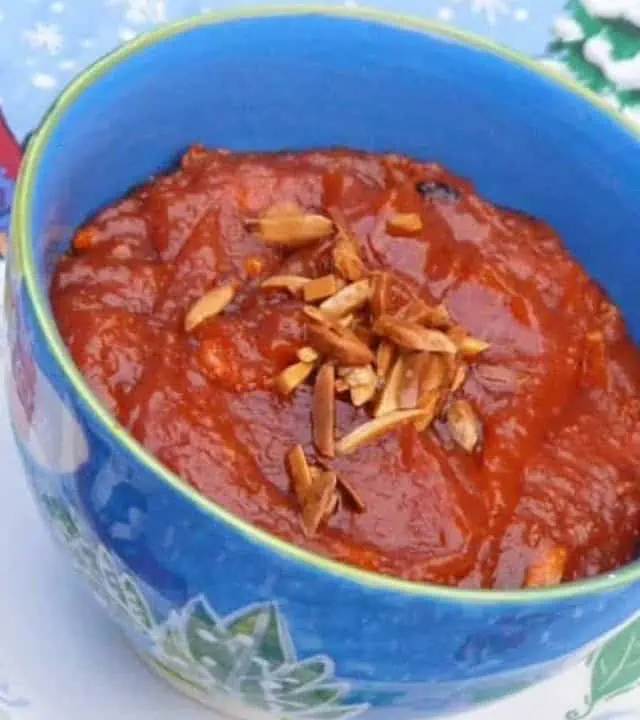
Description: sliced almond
xmin=337 ymin=476 xmax=366 ymax=513
xmin=313 ymin=363 xmax=336 ymax=458
xmin=301 ymin=470 xmax=338 ymax=537
xmin=263 ymin=201 xmax=304 ymax=218
xmin=387 ymin=212 xmax=423 ymax=233
xmin=451 ymin=363 xmax=468 ymax=393
xmin=459 ymin=336 xmax=491 ymax=358
xmin=341 ymin=365 xmax=376 ymax=388
xmin=374 ymin=315 xmax=458 ymax=354
xmin=351 ymin=379 xmax=378 ymax=408
xmin=336 ymin=408 xmax=429 ymax=456
xmin=400 ymin=300 xmax=452 ymax=329
xmin=286 ymin=445 xmax=313 ymax=504
xmin=303 ymin=305 xmax=332 ymax=326
xmin=248 ymin=213 xmax=333 ymax=247
xmin=303 ymin=274 xmax=342 ymax=303
xmin=376 ymin=340 xmax=396 ymax=380
xmin=274 ymin=361 xmax=315 ymax=396
xmin=374 ymin=355 xmax=405 ymax=417
xmin=329 ymin=207 xmax=366 ymax=282
xmin=262 ymin=275 xmax=310 ymax=296
xmin=184 ymin=283 xmax=236 ymax=332
xmin=333 ymin=237 xmax=366 ymax=282
xmin=319 ymin=279 xmax=372 ymax=318
xmin=414 ymin=389 xmax=444 ymax=432
xmin=371 ymin=272 xmax=391 ymax=318
xmin=447 ymin=399 xmax=480 ymax=452
xmin=525 ymin=546 xmax=568 ymax=589
xmin=307 ymin=323 xmax=375 ymax=366
xmin=419 ymin=354 xmax=448 ymax=394
xmin=399 ymin=354 xmax=429 ymax=410
xmin=297 ymin=346 xmax=320 ymax=364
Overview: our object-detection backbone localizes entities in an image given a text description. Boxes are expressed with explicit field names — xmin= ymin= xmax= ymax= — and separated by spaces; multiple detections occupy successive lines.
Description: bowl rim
xmin=13 ymin=4 xmax=640 ymax=604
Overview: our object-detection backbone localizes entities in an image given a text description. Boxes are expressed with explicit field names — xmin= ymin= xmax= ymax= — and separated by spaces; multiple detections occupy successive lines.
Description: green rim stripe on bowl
xmin=12 ymin=4 xmax=640 ymax=604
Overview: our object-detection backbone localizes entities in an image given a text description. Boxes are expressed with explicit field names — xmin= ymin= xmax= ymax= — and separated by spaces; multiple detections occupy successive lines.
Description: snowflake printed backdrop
xmin=0 ymin=0 xmax=581 ymax=141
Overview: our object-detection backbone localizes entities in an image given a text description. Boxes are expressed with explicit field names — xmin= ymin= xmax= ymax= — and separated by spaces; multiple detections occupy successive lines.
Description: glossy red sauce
xmin=50 ymin=147 xmax=640 ymax=589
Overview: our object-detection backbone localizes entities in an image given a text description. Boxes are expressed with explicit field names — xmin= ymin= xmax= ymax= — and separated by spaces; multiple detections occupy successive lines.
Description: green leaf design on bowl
xmin=566 ymin=615 xmax=640 ymax=719
xmin=38 ymin=493 xmax=368 ymax=720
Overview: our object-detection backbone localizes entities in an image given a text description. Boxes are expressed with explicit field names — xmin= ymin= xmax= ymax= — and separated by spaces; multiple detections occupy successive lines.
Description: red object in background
xmin=0 ymin=109 xmax=22 ymax=180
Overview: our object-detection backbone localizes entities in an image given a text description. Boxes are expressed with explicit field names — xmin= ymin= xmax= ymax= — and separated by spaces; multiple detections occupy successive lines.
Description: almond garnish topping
xmin=376 ymin=340 xmax=396 ymax=380
xmin=303 ymin=305 xmax=332 ymax=326
xmin=459 ymin=336 xmax=491 ymax=358
xmin=400 ymin=300 xmax=452 ymax=329
xmin=451 ymin=363 xmax=468 ymax=393
xmin=319 ymin=279 xmax=372 ymax=317
xmin=387 ymin=212 xmax=423 ymax=234
xmin=297 ymin=346 xmax=320 ymax=363
xmin=336 ymin=409 xmax=430 ymax=456
xmin=374 ymin=315 xmax=458 ymax=354
xmin=414 ymin=389 xmax=444 ymax=432
xmin=313 ymin=363 xmax=336 ymax=458
xmin=262 ymin=275 xmax=310 ymax=295
xmin=447 ymin=399 xmax=480 ymax=452
xmin=351 ymin=379 xmax=378 ymax=408
xmin=337 ymin=476 xmax=366 ymax=513
xmin=184 ymin=282 xmax=236 ymax=332
xmin=301 ymin=470 xmax=338 ymax=537
xmin=274 ymin=361 xmax=315 ymax=396
xmin=333 ymin=238 xmax=366 ymax=282
xmin=307 ymin=322 xmax=375 ymax=366
xmin=303 ymin=274 xmax=343 ymax=303
xmin=286 ymin=444 xmax=313 ymax=504
xmin=525 ymin=545 xmax=568 ymax=589
xmin=374 ymin=355 xmax=404 ymax=417
xmin=248 ymin=212 xmax=333 ymax=247
xmin=371 ymin=272 xmax=391 ymax=318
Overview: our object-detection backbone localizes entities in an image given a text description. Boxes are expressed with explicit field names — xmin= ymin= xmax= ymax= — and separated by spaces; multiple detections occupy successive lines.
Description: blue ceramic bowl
xmin=8 ymin=8 xmax=640 ymax=719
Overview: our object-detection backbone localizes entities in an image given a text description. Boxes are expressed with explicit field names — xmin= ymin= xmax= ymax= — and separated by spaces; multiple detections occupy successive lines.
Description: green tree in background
xmin=550 ymin=0 xmax=640 ymax=118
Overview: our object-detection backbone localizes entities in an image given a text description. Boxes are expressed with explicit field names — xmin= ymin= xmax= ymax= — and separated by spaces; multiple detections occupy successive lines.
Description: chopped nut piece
xmin=274 ymin=361 xmax=315 ymax=396
xmin=320 ymin=279 xmax=372 ymax=317
xmin=351 ymin=380 xmax=378 ymax=408
xmin=459 ymin=336 xmax=491 ymax=358
xmin=286 ymin=445 xmax=313 ymax=504
xmin=336 ymin=408 xmax=430 ymax=455
xmin=337 ymin=476 xmax=366 ymax=512
xmin=414 ymin=390 xmax=444 ymax=432
xmin=263 ymin=201 xmax=304 ymax=218
xmin=262 ymin=275 xmax=310 ymax=295
xmin=397 ymin=300 xmax=452 ymax=329
xmin=301 ymin=470 xmax=338 ymax=537
xmin=307 ymin=322 xmax=375 ymax=366
xmin=371 ymin=272 xmax=391 ymax=318
xmin=184 ymin=283 xmax=236 ymax=332
xmin=420 ymin=354 xmax=448 ymax=393
xmin=399 ymin=354 xmax=430 ymax=410
xmin=333 ymin=238 xmax=366 ymax=282
xmin=374 ymin=315 xmax=458 ymax=354
xmin=313 ymin=364 xmax=336 ymax=458
xmin=387 ymin=212 xmax=423 ymax=233
xmin=525 ymin=546 xmax=568 ymax=589
xmin=303 ymin=274 xmax=342 ymax=303
xmin=451 ymin=363 xmax=469 ymax=393
xmin=248 ymin=212 xmax=333 ymax=247
xmin=374 ymin=356 xmax=405 ymax=417
xmin=376 ymin=340 xmax=396 ymax=380
xmin=340 ymin=365 xmax=376 ymax=388
xmin=303 ymin=305 xmax=332 ymax=326
xmin=447 ymin=400 xmax=480 ymax=452
xmin=297 ymin=346 xmax=320 ymax=363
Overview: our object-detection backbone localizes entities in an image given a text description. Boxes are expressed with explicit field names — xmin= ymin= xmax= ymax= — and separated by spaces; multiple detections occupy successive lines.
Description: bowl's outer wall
xmin=8 ymin=13 xmax=640 ymax=720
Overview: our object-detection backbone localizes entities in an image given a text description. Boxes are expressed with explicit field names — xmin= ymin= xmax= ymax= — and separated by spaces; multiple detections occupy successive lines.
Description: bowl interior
xmin=29 ymin=12 xmax=640 ymax=341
